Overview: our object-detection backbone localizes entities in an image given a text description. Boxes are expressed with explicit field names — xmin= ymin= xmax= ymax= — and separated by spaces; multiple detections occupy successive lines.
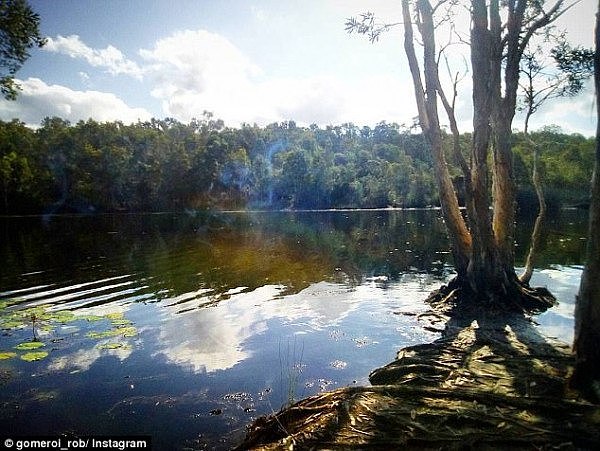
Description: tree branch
xmin=402 ymin=0 xmax=430 ymax=132
xmin=518 ymin=1 xmax=569 ymax=59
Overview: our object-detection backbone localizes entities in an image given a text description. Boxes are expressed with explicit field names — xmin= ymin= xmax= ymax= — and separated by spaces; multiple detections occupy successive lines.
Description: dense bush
xmin=0 ymin=116 xmax=594 ymax=214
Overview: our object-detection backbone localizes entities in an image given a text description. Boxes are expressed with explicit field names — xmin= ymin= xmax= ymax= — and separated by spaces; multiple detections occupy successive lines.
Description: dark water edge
xmin=0 ymin=208 xmax=588 ymax=449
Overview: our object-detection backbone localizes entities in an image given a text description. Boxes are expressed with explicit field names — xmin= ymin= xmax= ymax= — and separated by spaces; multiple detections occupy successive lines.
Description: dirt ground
xmin=237 ymin=294 xmax=600 ymax=450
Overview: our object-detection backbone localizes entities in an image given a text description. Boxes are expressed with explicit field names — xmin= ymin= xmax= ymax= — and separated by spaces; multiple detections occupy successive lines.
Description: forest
xmin=0 ymin=114 xmax=594 ymax=215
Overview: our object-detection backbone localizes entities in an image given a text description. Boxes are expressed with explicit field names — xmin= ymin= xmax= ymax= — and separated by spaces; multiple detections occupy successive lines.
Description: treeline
xmin=0 ymin=115 xmax=594 ymax=214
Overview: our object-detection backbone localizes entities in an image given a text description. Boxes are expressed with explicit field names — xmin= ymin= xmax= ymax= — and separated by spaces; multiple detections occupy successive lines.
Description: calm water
xmin=0 ymin=209 xmax=588 ymax=449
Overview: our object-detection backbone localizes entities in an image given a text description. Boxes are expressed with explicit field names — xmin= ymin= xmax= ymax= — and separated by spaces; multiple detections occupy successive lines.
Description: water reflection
xmin=1 ymin=210 xmax=456 ymax=302
xmin=531 ymin=265 xmax=582 ymax=343
xmin=154 ymin=282 xmax=363 ymax=374
xmin=49 ymin=343 xmax=133 ymax=373
xmin=0 ymin=209 xmax=589 ymax=449
xmin=155 ymin=286 xmax=279 ymax=373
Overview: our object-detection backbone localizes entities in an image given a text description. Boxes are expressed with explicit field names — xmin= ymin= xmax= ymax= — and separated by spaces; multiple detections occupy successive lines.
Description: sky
xmin=0 ymin=0 xmax=596 ymax=135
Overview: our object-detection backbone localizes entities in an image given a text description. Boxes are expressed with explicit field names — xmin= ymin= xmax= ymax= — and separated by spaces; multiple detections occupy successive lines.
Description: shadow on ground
xmin=237 ymin=298 xmax=600 ymax=449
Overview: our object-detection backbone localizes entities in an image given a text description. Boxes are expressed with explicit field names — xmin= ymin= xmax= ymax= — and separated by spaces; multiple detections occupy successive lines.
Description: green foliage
xmin=512 ymin=128 xmax=595 ymax=207
xmin=0 ymin=0 xmax=46 ymax=99
xmin=0 ymin=117 xmax=594 ymax=214
xmin=86 ymin=326 xmax=137 ymax=339
xmin=84 ymin=311 xmax=137 ymax=353
xmin=551 ymin=42 xmax=595 ymax=96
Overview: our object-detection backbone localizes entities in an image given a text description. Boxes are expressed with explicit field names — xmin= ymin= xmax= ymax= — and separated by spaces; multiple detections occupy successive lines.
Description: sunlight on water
xmin=531 ymin=265 xmax=582 ymax=344
xmin=0 ymin=209 xmax=589 ymax=449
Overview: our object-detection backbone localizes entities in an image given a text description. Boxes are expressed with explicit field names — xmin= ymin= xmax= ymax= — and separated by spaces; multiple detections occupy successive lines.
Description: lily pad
xmin=0 ymin=319 xmax=24 ymax=329
xmin=97 ymin=342 xmax=131 ymax=350
xmin=110 ymin=319 xmax=133 ymax=327
xmin=118 ymin=326 xmax=137 ymax=337
xmin=0 ymin=352 xmax=17 ymax=360
xmin=20 ymin=351 xmax=49 ymax=362
xmin=86 ymin=326 xmax=137 ymax=340
xmin=86 ymin=330 xmax=114 ymax=339
xmin=105 ymin=312 xmax=124 ymax=321
xmin=0 ymin=299 xmax=18 ymax=310
xmin=15 ymin=341 xmax=45 ymax=351
xmin=79 ymin=315 xmax=104 ymax=322
xmin=50 ymin=310 xmax=76 ymax=323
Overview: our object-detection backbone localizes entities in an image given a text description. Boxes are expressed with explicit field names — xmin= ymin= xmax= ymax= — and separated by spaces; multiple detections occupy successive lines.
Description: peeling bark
xmin=399 ymin=0 xmax=567 ymax=309
xmin=402 ymin=0 xmax=472 ymax=277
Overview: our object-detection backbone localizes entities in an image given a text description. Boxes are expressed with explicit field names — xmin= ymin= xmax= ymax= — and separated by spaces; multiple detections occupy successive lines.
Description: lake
xmin=0 ymin=209 xmax=588 ymax=449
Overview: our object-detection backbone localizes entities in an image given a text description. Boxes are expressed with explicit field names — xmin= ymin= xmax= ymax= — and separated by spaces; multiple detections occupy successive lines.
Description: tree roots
xmin=238 ymin=287 xmax=598 ymax=450
xmin=424 ymin=275 xmax=557 ymax=316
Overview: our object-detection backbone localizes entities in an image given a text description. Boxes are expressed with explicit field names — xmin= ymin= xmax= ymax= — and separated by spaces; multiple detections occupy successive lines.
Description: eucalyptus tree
xmin=0 ymin=0 xmax=45 ymax=99
xmin=347 ymin=0 xmax=577 ymax=310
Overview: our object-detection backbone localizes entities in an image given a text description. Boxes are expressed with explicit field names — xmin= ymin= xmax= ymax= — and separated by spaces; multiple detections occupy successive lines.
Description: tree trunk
xmin=400 ymin=0 xmax=558 ymax=312
xmin=457 ymin=0 xmax=555 ymax=309
xmin=490 ymin=0 xmax=521 ymax=281
xmin=520 ymin=142 xmax=546 ymax=284
xmin=485 ymin=0 xmax=530 ymax=297
xmin=467 ymin=0 xmax=499 ymax=296
xmin=402 ymin=0 xmax=472 ymax=277
xmin=520 ymin=54 xmax=547 ymax=285
xmin=572 ymin=1 xmax=600 ymax=401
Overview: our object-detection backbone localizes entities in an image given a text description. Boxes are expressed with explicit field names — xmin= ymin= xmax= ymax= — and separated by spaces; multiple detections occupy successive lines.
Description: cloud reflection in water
xmin=152 ymin=281 xmax=364 ymax=373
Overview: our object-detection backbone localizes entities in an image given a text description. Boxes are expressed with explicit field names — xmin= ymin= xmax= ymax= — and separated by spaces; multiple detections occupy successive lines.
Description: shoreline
xmin=238 ymin=299 xmax=600 ymax=449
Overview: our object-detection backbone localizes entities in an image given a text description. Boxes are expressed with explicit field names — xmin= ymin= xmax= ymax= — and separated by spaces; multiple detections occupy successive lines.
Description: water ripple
xmin=0 ymin=274 xmax=155 ymax=312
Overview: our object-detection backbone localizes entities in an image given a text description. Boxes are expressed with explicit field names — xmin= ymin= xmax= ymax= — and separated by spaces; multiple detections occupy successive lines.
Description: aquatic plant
xmin=0 ymin=301 xmax=137 ymax=362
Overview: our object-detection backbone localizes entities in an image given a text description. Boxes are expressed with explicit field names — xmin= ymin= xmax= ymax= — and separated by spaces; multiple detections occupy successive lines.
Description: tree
xmin=517 ymin=40 xmax=593 ymax=283
xmin=572 ymin=0 xmax=600 ymax=402
xmin=519 ymin=44 xmax=594 ymax=135
xmin=347 ymin=0 xmax=573 ymax=310
xmin=0 ymin=0 xmax=45 ymax=100
xmin=0 ymin=119 xmax=34 ymax=212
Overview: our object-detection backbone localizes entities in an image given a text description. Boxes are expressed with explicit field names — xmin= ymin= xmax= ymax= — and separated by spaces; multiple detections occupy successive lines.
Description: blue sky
xmin=0 ymin=0 xmax=596 ymax=135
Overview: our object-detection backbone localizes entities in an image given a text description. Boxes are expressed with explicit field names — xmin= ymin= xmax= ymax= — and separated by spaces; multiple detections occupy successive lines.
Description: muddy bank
xmin=238 ymin=300 xmax=600 ymax=449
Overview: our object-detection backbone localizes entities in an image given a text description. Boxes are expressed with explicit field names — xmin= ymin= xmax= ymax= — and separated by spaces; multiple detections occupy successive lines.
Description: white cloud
xmin=154 ymin=286 xmax=277 ymax=373
xmin=250 ymin=5 xmax=267 ymax=22
xmin=0 ymin=78 xmax=152 ymax=126
xmin=6 ymin=31 xmax=397 ymax=127
xmin=78 ymin=71 xmax=90 ymax=83
xmin=153 ymin=282 xmax=359 ymax=374
xmin=140 ymin=29 xmax=261 ymax=90
xmin=137 ymin=29 xmax=416 ymax=126
xmin=48 ymin=342 xmax=132 ymax=373
xmin=263 ymin=76 xmax=348 ymax=125
xmin=524 ymin=83 xmax=596 ymax=136
xmin=139 ymin=29 xmax=261 ymax=122
xmin=44 ymin=34 xmax=143 ymax=79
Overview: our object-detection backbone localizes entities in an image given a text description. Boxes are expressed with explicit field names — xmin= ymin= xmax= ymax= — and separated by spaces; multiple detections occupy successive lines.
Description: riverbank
xmin=238 ymin=296 xmax=600 ymax=449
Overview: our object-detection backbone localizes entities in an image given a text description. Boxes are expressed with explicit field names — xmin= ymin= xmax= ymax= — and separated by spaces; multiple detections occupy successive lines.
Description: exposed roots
xmin=424 ymin=276 xmax=557 ymax=316
xmin=237 ymin=290 xmax=599 ymax=450
xmin=239 ymin=383 xmax=599 ymax=450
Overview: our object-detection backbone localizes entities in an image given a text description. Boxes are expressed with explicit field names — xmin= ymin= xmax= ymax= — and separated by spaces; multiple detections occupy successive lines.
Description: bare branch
xmin=437 ymin=75 xmax=470 ymax=180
